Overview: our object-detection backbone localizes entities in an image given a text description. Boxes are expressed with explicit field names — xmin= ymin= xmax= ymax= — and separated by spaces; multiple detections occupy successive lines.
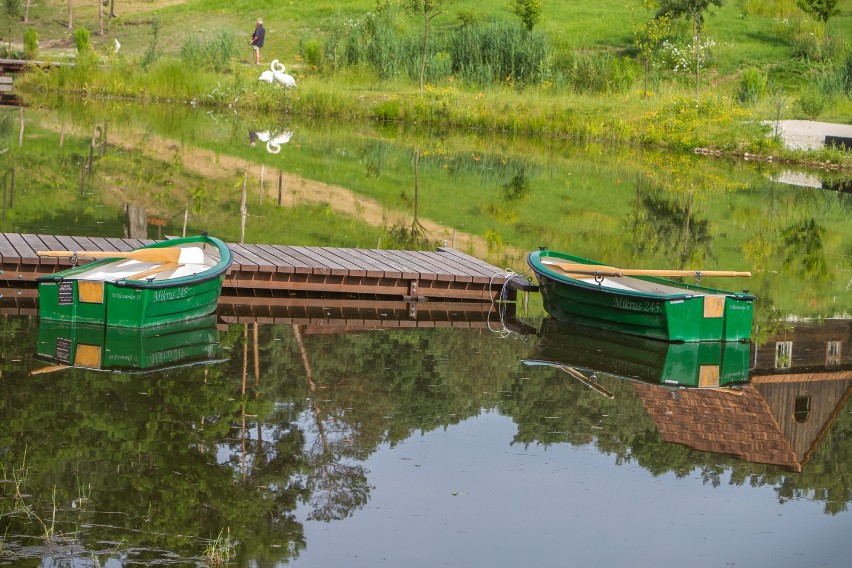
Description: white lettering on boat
xmin=153 ymin=287 xmax=192 ymax=302
xmin=111 ymin=290 xmax=139 ymax=300
xmin=612 ymin=297 xmax=662 ymax=313
xmin=727 ymin=304 xmax=750 ymax=310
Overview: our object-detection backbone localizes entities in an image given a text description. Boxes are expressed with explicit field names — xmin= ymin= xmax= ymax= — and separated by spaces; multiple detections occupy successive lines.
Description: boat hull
xmin=528 ymin=250 xmax=754 ymax=342
xmin=37 ymin=235 xmax=232 ymax=328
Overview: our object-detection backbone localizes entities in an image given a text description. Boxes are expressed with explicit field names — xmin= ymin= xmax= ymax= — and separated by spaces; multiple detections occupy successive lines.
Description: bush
xmin=300 ymin=37 xmax=322 ymax=70
xmin=374 ymin=97 xmax=401 ymax=121
xmin=560 ymin=51 xmax=636 ymax=95
xmin=797 ymin=90 xmax=826 ymax=118
xmin=72 ymin=27 xmax=90 ymax=53
xmin=23 ymin=27 xmax=38 ymax=60
xmin=736 ymin=67 xmax=766 ymax=105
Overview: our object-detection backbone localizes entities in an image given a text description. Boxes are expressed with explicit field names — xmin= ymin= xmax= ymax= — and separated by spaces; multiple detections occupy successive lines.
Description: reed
xmin=203 ymin=527 xmax=235 ymax=567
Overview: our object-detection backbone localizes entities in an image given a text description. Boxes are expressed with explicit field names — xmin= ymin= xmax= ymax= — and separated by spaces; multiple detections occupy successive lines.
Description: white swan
xmin=251 ymin=130 xmax=294 ymax=154
xmin=271 ymin=60 xmax=297 ymax=88
xmin=259 ymin=60 xmax=296 ymax=87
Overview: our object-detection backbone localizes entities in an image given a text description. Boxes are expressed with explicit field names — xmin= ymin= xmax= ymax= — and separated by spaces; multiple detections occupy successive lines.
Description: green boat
xmin=34 ymin=315 xmax=224 ymax=373
xmin=523 ymin=318 xmax=751 ymax=390
xmin=527 ymin=250 xmax=755 ymax=342
xmin=37 ymin=235 xmax=232 ymax=327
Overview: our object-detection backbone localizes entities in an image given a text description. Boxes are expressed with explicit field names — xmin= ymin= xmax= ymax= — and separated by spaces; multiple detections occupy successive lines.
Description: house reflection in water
xmin=636 ymin=319 xmax=851 ymax=473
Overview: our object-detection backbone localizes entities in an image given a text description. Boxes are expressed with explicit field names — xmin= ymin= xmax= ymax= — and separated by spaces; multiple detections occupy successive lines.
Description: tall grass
xmin=181 ymin=31 xmax=239 ymax=73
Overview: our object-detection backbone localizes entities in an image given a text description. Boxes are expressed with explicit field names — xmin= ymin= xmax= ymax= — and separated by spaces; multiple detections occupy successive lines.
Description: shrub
xmin=23 ymin=27 xmax=38 ymax=60
xmin=736 ymin=67 xmax=766 ymax=105
xmin=300 ymin=37 xmax=323 ymax=70
xmin=560 ymin=51 xmax=636 ymax=95
xmin=374 ymin=97 xmax=401 ymax=121
xmin=72 ymin=27 xmax=90 ymax=53
xmin=797 ymin=90 xmax=826 ymax=118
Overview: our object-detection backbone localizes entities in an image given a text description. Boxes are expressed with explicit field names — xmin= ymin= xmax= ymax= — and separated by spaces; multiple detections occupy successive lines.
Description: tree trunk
xmin=419 ymin=13 xmax=430 ymax=95
xmin=694 ymin=21 xmax=700 ymax=102
xmin=24 ymin=0 xmax=31 ymax=22
xmin=99 ymin=0 xmax=104 ymax=36
xmin=110 ymin=0 xmax=116 ymax=18
xmin=68 ymin=0 xmax=73 ymax=30
xmin=643 ymin=58 xmax=649 ymax=99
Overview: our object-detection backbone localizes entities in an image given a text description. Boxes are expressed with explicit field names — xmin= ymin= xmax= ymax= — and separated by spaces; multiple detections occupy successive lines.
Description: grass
xmin=10 ymin=0 xmax=852 ymax=154
xmin=203 ymin=527 xmax=235 ymax=567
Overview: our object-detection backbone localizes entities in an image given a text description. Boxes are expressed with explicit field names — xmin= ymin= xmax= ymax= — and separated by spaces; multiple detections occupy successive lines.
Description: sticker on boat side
xmin=57 ymin=281 xmax=74 ymax=306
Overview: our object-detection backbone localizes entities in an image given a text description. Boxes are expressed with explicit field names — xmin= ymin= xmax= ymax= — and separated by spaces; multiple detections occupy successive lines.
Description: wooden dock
xmin=0 ymin=233 xmax=535 ymax=311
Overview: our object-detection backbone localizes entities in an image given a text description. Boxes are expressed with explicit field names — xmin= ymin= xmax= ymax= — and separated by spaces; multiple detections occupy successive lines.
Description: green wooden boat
xmin=524 ymin=318 xmax=751 ymax=390
xmin=37 ymin=235 xmax=232 ymax=327
xmin=34 ymin=315 xmax=224 ymax=373
xmin=527 ymin=250 xmax=755 ymax=342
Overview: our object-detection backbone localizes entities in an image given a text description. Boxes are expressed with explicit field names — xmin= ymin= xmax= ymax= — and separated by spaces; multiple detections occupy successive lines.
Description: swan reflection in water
xmin=248 ymin=130 xmax=294 ymax=154
xmin=258 ymin=59 xmax=296 ymax=88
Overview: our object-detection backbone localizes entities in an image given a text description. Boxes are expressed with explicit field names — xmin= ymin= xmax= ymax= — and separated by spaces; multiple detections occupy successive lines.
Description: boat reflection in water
xmin=525 ymin=318 xmax=852 ymax=472
xmin=525 ymin=318 xmax=751 ymax=390
xmin=34 ymin=315 xmax=225 ymax=373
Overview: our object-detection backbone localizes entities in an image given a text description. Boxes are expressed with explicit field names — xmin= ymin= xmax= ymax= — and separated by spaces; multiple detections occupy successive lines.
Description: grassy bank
xmin=7 ymin=0 xmax=852 ymax=167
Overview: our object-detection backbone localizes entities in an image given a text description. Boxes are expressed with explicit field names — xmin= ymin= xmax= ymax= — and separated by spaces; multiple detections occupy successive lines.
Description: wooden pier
xmin=0 ymin=233 xmax=536 ymax=324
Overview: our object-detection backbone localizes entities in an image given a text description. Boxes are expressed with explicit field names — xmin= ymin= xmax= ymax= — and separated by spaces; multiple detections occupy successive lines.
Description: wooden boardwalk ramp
xmin=0 ymin=233 xmax=535 ymax=305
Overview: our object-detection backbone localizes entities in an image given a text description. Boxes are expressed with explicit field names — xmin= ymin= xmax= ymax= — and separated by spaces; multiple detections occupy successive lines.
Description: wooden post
xmin=277 ymin=171 xmax=283 ymax=206
xmin=182 ymin=208 xmax=188 ymax=238
xmin=18 ymin=108 xmax=24 ymax=147
xmin=240 ymin=171 xmax=248 ymax=244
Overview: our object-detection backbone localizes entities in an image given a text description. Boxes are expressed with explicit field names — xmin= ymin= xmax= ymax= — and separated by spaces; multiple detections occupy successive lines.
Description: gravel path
xmin=765 ymin=120 xmax=852 ymax=150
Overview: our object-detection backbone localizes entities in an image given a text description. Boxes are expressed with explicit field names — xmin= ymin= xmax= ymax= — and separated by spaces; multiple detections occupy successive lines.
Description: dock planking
xmin=0 ymin=232 xmax=535 ymax=302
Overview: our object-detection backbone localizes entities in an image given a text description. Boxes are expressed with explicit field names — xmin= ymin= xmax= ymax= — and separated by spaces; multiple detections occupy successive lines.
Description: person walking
xmin=250 ymin=18 xmax=265 ymax=65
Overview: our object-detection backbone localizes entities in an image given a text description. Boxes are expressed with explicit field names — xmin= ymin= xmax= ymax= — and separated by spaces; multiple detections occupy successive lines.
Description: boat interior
xmin=66 ymin=245 xmax=219 ymax=283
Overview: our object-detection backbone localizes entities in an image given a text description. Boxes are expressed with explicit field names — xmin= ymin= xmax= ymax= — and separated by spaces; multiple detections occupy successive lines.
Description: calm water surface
xmin=0 ymin=102 xmax=850 ymax=566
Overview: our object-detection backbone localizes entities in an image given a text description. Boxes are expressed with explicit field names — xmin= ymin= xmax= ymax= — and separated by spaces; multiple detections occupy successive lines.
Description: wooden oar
xmin=127 ymin=262 xmax=179 ymax=281
xmin=31 ymin=364 xmax=70 ymax=375
xmin=542 ymin=260 xmax=751 ymax=278
xmin=37 ymin=247 xmax=205 ymax=265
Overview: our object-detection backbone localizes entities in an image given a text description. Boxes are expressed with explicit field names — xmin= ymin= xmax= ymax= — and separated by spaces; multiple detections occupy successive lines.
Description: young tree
xmin=633 ymin=12 xmax=671 ymax=98
xmin=404 ymin=0 xmax=455 ymax=95
xmin=796 ymin=0 xmax=840 ymax=36
xmin=512 ymin=0 xmax=543 ymax=32
xmin=2 ymin=0 xmax=21 ymax=51
xmin=656 ymin=0 xmax=724 ymax=101
xmin=23 ymin=0 xmax=29 ymax=22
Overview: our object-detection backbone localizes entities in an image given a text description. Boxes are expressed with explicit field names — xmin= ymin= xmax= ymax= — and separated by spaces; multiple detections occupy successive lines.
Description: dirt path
xmin=767 ymin=120 xmax=852 ymax=150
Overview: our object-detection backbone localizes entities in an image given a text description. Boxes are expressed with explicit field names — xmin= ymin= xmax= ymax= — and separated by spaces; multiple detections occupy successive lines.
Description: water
xmin=0 ymin=102 xmax=850 ymax=566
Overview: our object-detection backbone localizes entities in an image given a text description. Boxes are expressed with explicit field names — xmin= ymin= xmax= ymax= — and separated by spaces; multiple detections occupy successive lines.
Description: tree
xmin=404 ymin=0 xmax=454 ymax=95
xmin=656 ymin=0 xmax=724 ymax=101
xmin=796 ymin=0 xmax=840 ymax=36
xmin=632 ymin=11 xmax=671 ymax=98
xmin=22 ymin=0 xmax=28 ymax=22
xmin=512 ymin=0 xmax=542 ymax=32
xmin=2 ymin=0 xmax=20 ymax=51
